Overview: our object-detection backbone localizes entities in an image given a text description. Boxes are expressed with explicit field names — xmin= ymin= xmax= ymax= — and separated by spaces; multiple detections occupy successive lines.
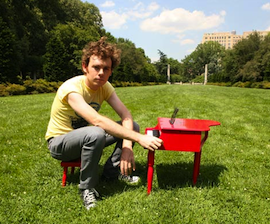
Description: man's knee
xmin=83 ymin=126 xmax=106 ymax=147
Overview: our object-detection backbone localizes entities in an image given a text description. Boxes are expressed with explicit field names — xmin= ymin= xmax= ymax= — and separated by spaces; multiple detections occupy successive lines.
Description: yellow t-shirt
xmin=45 ymin=75 xmax=115 ymax=140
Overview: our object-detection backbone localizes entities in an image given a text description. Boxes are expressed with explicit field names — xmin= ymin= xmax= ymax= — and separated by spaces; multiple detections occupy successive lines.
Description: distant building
xmin=202 ymin=30 xmax=270 ymax=49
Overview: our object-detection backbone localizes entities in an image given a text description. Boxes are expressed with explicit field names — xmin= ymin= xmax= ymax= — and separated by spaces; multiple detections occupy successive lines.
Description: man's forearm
xmin=121 ymin=117 xmax=134 ymax=148
xmin=95 ymin=115 xmax=140 ymax=143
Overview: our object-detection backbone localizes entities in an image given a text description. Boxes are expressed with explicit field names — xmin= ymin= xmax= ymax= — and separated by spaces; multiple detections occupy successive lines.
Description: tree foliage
xmin=112 ymin=38 xmax=160 ymax=83
xmin=0 ymin=17 xmax=19 ymax=83
xmin=154 ymin=50 xmax=183 ymax=82
xmin=180 ymin=32 xmax=270 ymax=84
xmin=222 ymin=32 xmax=262 ymax=83
xmin=0 ymin=0 xmax=104 ymax=83
xmin=1 ymin=0 xmax=269 ymax=86
xmin=238 ymin=34 xmax=270 ymax=82
xmin=181 ymin=41 xmax=225 ymax=81
xmin=0 ymin=0 xmax=164 ymax=84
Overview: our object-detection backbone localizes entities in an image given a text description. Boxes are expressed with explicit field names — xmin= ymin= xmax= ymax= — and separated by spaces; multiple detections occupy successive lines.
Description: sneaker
xmin=118 ymin=174 xmax=140 ymax=184
xmin=80 ymin=188 xmax=99 ymax=210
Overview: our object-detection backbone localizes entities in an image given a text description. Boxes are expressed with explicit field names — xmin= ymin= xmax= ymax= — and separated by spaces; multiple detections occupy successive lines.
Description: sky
xmin=84 ymin=0 xmax=270 ymax=62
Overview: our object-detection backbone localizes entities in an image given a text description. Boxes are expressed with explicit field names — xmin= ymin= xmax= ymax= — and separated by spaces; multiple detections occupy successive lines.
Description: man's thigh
xmin=48 ymin=126 xmax=105 ymax=161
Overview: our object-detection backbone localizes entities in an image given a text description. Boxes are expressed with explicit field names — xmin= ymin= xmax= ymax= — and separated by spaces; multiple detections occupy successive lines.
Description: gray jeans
xmin=47 ymin=121 xmax=140 ymax=190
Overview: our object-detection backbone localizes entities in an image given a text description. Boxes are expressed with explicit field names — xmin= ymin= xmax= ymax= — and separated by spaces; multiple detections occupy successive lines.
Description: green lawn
xmin=0 ymin=84 xmax=270 ymax=223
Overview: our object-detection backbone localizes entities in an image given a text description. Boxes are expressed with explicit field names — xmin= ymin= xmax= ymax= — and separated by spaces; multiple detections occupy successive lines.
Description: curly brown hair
xmin=82 ymin=37 xmax=121 ymax=72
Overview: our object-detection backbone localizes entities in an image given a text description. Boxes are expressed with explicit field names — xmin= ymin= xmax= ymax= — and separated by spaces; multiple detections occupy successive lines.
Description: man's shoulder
xmin=57 ymin=75 xmax=84 ymax=100
xmin=64 ymin=75 xmax=84 ymax=85
xmin=59 ymin=75 xmax=84 ymax=90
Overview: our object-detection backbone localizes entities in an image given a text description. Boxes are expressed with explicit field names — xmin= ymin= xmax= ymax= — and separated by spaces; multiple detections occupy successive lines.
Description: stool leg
xmin=62 ymin=167 xmax=68 ymax=187
xmin=71 ymin=167 xmax=75 ymax=174
xmin=147 ymin=150 xmax=155 ymax=195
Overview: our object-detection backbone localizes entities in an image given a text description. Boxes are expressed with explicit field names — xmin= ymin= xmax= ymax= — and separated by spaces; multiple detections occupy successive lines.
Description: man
xmin=45 ymin=37 xmax=162 ymax=210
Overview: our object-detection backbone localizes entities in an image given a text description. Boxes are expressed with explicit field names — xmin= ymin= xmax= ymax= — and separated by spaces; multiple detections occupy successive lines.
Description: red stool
xmin=60 ymin=159 xmax=81 ymax=186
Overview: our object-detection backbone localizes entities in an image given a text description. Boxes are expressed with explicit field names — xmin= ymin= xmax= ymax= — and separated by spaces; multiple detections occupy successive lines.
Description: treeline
xmin=0 ymin=0 xmax=167 ymax=85
xmin=0 ymin=0 xmax=270 ymax=93
xmin=181 ymin=32 xmax=270 ymax=86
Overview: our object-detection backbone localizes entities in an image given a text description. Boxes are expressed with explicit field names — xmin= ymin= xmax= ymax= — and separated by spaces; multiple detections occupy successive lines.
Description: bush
xmin=49 ymin=81 xmax=63 ymax=91
xmin=5 ymin=83 xmax=26 ymax=95
xmin=250 ymin=82 xmax=263 ymax=89
xmin=243 ymin=81 xmax=253 ymax=88
xmin=251 ymin=81 xmax=270 ymax=89
xmin=1 ymin=79 xmax=268 ymax=97
xmin=0 ymin=84 xmax=9 ymax=96
xmin=262 ymin=81 xmax=270 ymax=89
xmin=112 ymin=81 xmax=143 ymax=88
xmin=232 ymin=82 xmax=244 ymax=88
xmin=33 ymin=79 xmax=54 ymax=93
xmin=231 ymin=81 xmax=270 ymax=89
xmin=170 ymin=74 xmax=182 ymax=83
xmin=24 ymin=79 xmax=62 ymax=94
xmin=192 ymin=75 xmax=204 ymax=83
xmin=23 ymin=79 xmax=36 ymax=93
xmin=0 ymin=78 xmax=63 ymax=97
xmin=208 ymin=82 xmax=232 ymax=87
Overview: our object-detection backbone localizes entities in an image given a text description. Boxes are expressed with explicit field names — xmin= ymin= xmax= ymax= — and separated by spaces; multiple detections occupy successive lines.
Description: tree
xmin=154 ymin=50 xmax=168 ymax=76
xmin=0 ymin=17 xmax=19 ymax=83
xmin=181 ymin=41 xmax=225 ymax=82
xmin=44 ymin=23 xmax=100 ymax=81
xmin=181 ymin=54 xmax=196 ymax=81
xmin=252 ymin=34 xmax=270 ymax=81
xmin=167 ymin=58 xmax=183 ymax=76
xmin=222 ymin=32 xmax=262 ymax=83
xmin=0 ymin=0 xmax=104 ymax=83
xmin=113 ymin=38 xmax=153 ymax=82
xmin=43 ymin=33 xmax=69 ymax=81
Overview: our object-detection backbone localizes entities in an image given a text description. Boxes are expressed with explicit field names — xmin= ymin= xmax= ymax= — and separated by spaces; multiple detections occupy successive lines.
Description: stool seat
xmin=60 ymin=159 xmax=81 ymax=186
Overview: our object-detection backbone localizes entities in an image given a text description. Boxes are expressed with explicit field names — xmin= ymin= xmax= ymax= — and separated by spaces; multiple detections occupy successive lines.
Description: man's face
xmin=83 ymin=55 xmax=112 ymax=90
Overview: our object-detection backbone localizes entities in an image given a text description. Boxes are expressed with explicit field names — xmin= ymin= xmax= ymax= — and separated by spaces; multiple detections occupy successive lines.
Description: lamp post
xmin=167 ymin=64 xmax=171 ymax=84
xmin=204 ymin=64 xmax=208 ymax=85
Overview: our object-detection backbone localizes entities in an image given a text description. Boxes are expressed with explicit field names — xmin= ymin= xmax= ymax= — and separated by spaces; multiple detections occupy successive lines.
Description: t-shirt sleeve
xmin=57 ymin=79 xmax=82 ymax=103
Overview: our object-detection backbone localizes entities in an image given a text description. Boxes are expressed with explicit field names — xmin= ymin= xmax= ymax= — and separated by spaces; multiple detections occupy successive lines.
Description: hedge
xmin=0 ymin=79 xmax=163 ymax=97
xmin=1 ymin=79 xmax=269 ymax=97
xmin=0 ymin=79 xmax=63 ymax=96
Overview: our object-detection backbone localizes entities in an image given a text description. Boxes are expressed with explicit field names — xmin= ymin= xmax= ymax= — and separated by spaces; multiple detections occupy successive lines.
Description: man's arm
xmin=67 ymin=92 xmax=163 ymax=151
xmin=107 ymin=92 xmax=136 ymax=175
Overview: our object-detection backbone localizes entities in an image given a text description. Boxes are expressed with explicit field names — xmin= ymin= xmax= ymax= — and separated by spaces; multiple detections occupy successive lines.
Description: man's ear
xmin=82 ymin=63 xmax=88 ymax=73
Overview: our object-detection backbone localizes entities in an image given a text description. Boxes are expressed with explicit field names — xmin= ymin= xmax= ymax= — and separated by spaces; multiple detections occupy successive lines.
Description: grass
xmin=0 ymin=84 xmax=270 ymax=223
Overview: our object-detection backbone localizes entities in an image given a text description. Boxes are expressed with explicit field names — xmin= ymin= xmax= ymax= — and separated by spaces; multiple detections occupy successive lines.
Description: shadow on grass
xmin=60 ymin=163 xmax=148 ymax=197
xmin=97 ymin=162 xmax=149 ymax=197
xmin=60 ymin=161 xmax=226 ymax=197
xmin=155 ymin=162 xmax=227 ymax=189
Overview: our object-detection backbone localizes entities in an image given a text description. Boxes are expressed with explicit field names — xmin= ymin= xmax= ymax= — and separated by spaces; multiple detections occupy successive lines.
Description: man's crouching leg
xmin=79 ymin=126 xmax=106 ymax=210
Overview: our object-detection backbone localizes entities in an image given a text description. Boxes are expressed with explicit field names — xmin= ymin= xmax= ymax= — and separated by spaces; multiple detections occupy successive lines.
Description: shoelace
xmin=83 ymin=189 xmax=98 ymax=205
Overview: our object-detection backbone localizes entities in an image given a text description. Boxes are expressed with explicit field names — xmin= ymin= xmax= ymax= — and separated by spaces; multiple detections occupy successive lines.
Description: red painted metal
xmin=60 ymin=159 xmax=81 ymax=186
xmin=145 ymin=117 xmax=220 ymax=194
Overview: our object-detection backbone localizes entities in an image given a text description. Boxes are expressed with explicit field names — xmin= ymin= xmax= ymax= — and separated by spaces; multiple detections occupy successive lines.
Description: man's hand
xmin=138 ymin=135 xmax=163 ymax=151
xmin=120 ymin=147 xmax=135 ymax=176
